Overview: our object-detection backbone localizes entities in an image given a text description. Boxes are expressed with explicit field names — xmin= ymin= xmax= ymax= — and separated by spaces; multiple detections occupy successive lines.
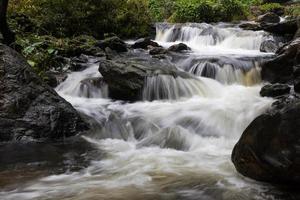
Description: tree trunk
xmin=0 ymin=0 xmax=15 ymax=45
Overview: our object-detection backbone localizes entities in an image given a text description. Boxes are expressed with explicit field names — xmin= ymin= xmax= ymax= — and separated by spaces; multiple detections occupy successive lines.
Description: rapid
xmin=1 ymin=23 xmax=293 ymax=200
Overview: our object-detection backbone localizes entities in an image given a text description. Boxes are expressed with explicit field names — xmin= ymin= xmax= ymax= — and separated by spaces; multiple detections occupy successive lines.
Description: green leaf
xmin=27 ymin=60 xmax=36 ymax=67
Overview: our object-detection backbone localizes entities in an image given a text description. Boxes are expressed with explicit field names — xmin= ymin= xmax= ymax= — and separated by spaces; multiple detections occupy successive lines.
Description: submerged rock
xmin=0 ymin=44 xmax=88 ymax=142
xmin=232 ymin=96 xmax=300 ymax=184
xmin=98 ymin=59 xmax=192 ymax=101
xmin=168 ymin=43 xmax=191 ymax=52
xmin=261 ymin=38 xmax=300 ymax=83
xmin=131 ymin=38 xmax=160 ymax=49
xmin=260 ymin=83 xmax=290 ymax=97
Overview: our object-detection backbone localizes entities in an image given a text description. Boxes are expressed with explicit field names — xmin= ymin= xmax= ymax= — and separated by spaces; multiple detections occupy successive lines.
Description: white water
xmin=155 ymin=23 xmax=273 ymax=56
xmin=1 ymin=23 xmax=279 ymax=200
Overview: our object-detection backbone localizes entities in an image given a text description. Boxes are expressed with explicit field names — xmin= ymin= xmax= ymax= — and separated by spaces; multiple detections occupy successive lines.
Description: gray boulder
xmin=0 ymin=44 xmax=88 ymax=141
xmin=99 ymin=59 xmax=192 ymax=101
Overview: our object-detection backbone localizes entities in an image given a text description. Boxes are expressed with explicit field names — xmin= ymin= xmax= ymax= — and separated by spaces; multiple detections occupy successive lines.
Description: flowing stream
xmin=1 ymin=23 xmax=298 ymax=200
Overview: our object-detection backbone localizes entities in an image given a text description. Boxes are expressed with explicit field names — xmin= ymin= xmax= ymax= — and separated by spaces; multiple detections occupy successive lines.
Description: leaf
xmin=47 ymin=48 xmax=55 ymax=54
xmin=27 ymin=60 xmax=36 ymax=67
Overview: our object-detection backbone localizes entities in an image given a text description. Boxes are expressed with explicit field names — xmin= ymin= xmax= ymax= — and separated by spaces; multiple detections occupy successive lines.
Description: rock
xmin=294 ymin=79 xmax=300 ymax=93
xmin=294 ymin=65 xmax=300 ymax=78
xmin=232 ymin=96 xmax=300 ymax=184
xmin=98 ymin=59 xmax=191 ymax=101
xmin=0 ymin=44 xmax=88 ymax=142
xmin=260 ymin=83 xmax=290 ymax=97
xmin=260 ymin=40 xmax=278 ymax=53
xmin=69 ymin=55 xmax=89 ymax=71
xmin=257 ymin=12 xmax=280 ymax=24
xmin=168 ymin=43 xmax=191 ymax=52
xmin=261 ymin=38 xmax=300 ymax=83
xmin=262 ymin=19 xmax=297 ymax=36
xmin=96 ymin=36 xmax=127 ymax=53
xmin=131 ymin=38 xmax=160 ymax=49
xmin=44 ymin=71 xmax=59 ymax=88
xmin=149 ymin=47 xmax=167 ymax=55
xmin=239 ymin=22 xmax=262 ymax=31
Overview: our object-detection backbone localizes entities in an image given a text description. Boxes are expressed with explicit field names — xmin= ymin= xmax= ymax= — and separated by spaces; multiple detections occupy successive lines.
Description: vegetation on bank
xmin=2 ymin=0 xmax=299 ymax=79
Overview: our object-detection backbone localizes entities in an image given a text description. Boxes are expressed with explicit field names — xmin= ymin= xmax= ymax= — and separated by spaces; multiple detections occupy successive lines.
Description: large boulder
xmin=232 ymin=96 xmax=300 ymax=184
xmin=262 ymin=19 xmax=298 ymax=36
xmin=257 ymin=12 xmax=280 ymax=24
xmin=261 ymin=38 xmax=300 ymax=83
xmin=0 ymin=44 xmax=88 ymax=141
xmin=99 ymin=59 xmax=192 ymax=101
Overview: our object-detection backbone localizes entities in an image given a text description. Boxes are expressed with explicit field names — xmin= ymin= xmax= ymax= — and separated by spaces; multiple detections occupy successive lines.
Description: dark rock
xmin=260 ymin=84 xmax=290 ymax=97
xmin=96 ymin=36 xmax=127 ymax=53
xmin=0 ymin=44 xmax=88 ymax=142
xmin=294 ymin=66 xmax=300 ymax=78
xmin=131 ymin=38 xmax=159 ymax=49
xmin=294 ymin=79 xmax=300 ymax=93
xmin=261 ymin=38 xmax=300 ymax=83
xmin=99 ymin=59 xmax=192 ymax=101
xmin=262 ymin=19 xmax=297 ymax=36
xmin=168 ymin=43 xmax=191 ymax=52
xmin=44 ymin=71 xmax=59 ymax=88
xmin=257 ymin=12 xmax=280 ymax=24
xmin=260 ymin=40 xmax=278 ymax=53
xmin=232 ymin=96 xmax=300 ymax=184
xmin=239 ymin=22 xmax=262 ymax=31
xmin=149 ymin=47 xmax=167 ymax=55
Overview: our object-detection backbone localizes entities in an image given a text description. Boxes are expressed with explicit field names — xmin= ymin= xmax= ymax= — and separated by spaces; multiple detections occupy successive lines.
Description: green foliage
xmin=149 ymin=0 xmax=177 ymax=21
xmin=170 ymin=0 xmax=246 ymax=23
xmin=285 ymin=4 xmax=300 ymax=18
xmin=15 ymin=34 xmax=98 ymax=76
xmin=259 ymin=3 xmax=283 ymax=13
xmin=9 ymin=0 xmax=152 ymax=39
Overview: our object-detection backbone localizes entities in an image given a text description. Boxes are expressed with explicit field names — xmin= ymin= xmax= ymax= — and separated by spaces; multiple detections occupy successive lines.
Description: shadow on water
xmin=0 ymin=136 xmax=103 ymax=191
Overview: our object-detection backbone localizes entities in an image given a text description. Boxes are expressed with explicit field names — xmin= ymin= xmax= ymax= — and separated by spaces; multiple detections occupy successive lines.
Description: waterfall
xmin=2 ymin=22 xmax=281 ymax=200
xmin=142 ymin=75 xmax=219 ymax=101
xmin=155 ymin=23 xmax=269 ymax=51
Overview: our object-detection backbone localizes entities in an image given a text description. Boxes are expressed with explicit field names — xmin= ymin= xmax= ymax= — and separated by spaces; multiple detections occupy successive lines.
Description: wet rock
xmin=294 ymin=79 xmax=300 ymax=93
xmin=96 ymin=36 xmax=127 ymax=53
xmin=262 ymin=19 xmax=297 ymax=36
xmin=260 ymin=84 xmax=290 ymax=97
xmin=232 ymin=95 xmax=300 ymax=184
xmin=239 ymin=22 xmax=262 ymax=31
xmin=44 ymin=71 xmax=59 ymax=88
xmin=261 ymin=38 xmax=300 ymax=83
xmin=260 ymin=40 xmax=278 ymax=53
xmin=257 ymin=12 xmax=280 ymax=24
xmin=168 ymin=43 xmax=191 ymax=52
xmin=131 ymin=38 xmax=159 ymax=49
xmin=98 ymin=59 xmax=192 ymax=101
xmin=149 ymin=47 xmax=167 ymax=55
xmin=0 ymin=44 xmax=88 ymax=142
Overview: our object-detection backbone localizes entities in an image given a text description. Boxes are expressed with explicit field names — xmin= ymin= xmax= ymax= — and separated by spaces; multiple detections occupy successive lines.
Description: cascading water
xmin=2 ymin=23 xmax=288 ymax=200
